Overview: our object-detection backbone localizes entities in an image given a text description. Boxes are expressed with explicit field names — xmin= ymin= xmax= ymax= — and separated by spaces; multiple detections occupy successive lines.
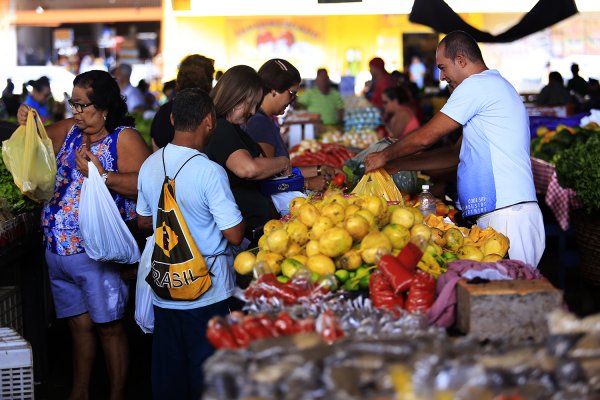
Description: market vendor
xmin=16 ymin=70 xmax=151 ymax=399
xmin=206 ymin=65 xmax=291 ymax=245
xmin=245 ymin=59 xmax=337 ymax=192
xmin=295 ymin=68 xmax=344 ymax=126
xmin=365 ymin=30 xmax=545 ymax=267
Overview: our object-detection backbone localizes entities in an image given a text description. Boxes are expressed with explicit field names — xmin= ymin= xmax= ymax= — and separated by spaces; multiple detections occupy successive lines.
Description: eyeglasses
xmin=68 ymin=100 xmax=94 ymax=113
xmin=287 ymin=89 xmax=298 ymax=100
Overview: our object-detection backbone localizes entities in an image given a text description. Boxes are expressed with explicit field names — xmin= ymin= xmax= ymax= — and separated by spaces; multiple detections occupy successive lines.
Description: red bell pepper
xmin=368 ymin=270 xmax=404 ymax=315
xmin=274 ymin=311 xmax=298 ymax=336
xmin=256 ymin=313 xmax=279 ymax=337
xmin=206 ymin=316 xmax=238 ymax=349
xmin=378 ymin=254 xmax=414 ymax=294
xmin=241 ymin=315 xmax=272 ymax=340
xmin=405 ymin=270 xmax=436 ymax=314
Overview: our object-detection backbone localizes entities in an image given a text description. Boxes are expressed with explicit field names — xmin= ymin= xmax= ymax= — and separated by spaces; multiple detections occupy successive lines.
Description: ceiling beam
xmin=11 ymin=7 xmax=162 ymax=26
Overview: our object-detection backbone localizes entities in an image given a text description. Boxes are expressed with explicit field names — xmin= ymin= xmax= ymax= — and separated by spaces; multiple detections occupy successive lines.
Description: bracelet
xmin=316 ymin=165 xmax=322 ymax=176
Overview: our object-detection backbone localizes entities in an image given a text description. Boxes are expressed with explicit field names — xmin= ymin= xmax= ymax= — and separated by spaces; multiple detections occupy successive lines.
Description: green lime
xmin=334 ymin=269 xmax=350 ymax=283
xmin=277 ymin=275 xmax=290 ymax=283
xmin=355 ymin=266 xmax=370 ymax=280
xmin=359 ymin=274 xmax=371 ymax=290
xmin=343 ymin=279 xmax=360 ymax=292
xmin=310 ymin=272 xmax=320 ymax=283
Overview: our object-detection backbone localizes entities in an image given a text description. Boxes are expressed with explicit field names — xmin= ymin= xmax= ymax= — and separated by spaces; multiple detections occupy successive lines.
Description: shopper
xmin=409 ymin=55 xmax=427 ymax=90
xmin=364 ymin=30 xmax=545 ymax=267
xmin=567 ymin=63 xmax=588 ymax=98
xmin=365 ymin=57 xmax=396 ymax=108
xmin=381 ymin=85 xmax=420 ymax=139
xmin=205 ymin=65 xmax=290 ymax=245
xmin=23 ymin=76 xmax=52 ymax=122
xmin=113 ymin=63 xmax=145 ymax=113
xmin=296 ymin=68 xmax=344 ymax=126
xmin=536 ymin=71 xmax=572 ymax=106
xmin=16 ymin=69 xmax=151 ymax=400
xmin=246 ymin=59 xmax=334 ymax=192
xmin=150 ymin=54 xmax=215 ymax=151
xmin=136 ymin=88 xmax=244 ymax=400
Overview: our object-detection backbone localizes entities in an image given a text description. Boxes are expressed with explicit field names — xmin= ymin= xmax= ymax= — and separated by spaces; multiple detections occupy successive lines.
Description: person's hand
xmin=16 ymin=104 xmax=32 ymax=126
xmin=364 ymin=151 xmax=388 ymax=173
xmin=321 ymin=165 xmax=342 ymax=178
xmin=75 ymin=144 xmax=105 ymax=178
xmin=279 ymin=157 xmax=292 ymax=177
xmin=306 ymin=175 xmax=329 ymax=192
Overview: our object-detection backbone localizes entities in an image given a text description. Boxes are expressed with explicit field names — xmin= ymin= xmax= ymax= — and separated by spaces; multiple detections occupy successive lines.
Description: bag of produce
xmin=79 ymin=161 xmax=140 ymax=264
xmin=1 ymin=109 xmax=56 ymax=202
xmin=135 ymin=235 xmax=155 ymax=334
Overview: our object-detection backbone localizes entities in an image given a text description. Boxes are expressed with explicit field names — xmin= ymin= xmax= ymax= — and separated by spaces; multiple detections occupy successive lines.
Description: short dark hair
xmin=176 ymin=54 xmax=215 ymax=93
xmin=383 ymin=85 xmax=411 ymax=104
xmin=28 ymin=76 xmax=50 ymax=92
xmin=440 ymin=31 xmax=483 ymax=63
xmin=73 ymin=70 xmax=134 ymax=131
xmin=549 ymin=71 xmax=564 ymax=85
xmin=172 ymin=88 xmax=214 ymax=132
xmin=258 ymin=59 xmax=301 ymax=93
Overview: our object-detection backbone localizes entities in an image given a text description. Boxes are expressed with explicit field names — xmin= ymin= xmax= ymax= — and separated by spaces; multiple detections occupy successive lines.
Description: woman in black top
xmin=206 ymin=65 xmax=291 ymax=243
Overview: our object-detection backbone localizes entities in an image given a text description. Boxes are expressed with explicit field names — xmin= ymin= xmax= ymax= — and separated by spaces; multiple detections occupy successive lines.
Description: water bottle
xmin=417 ymin=184 xmax=436 ymax=217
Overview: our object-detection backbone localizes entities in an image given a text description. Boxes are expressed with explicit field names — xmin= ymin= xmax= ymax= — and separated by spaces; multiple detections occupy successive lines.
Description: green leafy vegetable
xmin=0 ymin=150 xmax=39 ymax=214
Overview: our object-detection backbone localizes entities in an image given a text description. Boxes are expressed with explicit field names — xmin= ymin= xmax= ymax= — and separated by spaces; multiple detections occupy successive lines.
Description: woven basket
xmin=571 ymin=209 xmax=600 ymax=286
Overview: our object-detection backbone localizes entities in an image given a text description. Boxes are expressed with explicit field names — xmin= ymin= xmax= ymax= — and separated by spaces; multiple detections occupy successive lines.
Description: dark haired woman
xmin=206 ymin=65 xmax=290 ymax=244
xmin=245 ymin=58 xmax=336 ymax=192
xmin=23 ymin=76 xmax=52 ymax=122
xmin=17 ymin=69 xmax=150 ymax=400
xmin=381 ymin=85 xmax=420 ymax=140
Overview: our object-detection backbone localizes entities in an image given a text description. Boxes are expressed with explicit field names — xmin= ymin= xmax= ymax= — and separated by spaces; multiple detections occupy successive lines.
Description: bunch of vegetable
xmin=290 ymin=142 xmax=355 ymax=169
xmin=555 ymin=133 xmax=600 ymax=213
xmin=530 ymin=122 xmax=599 ymax=163
xmin=0 ymin=150 xmax=38 ymax=214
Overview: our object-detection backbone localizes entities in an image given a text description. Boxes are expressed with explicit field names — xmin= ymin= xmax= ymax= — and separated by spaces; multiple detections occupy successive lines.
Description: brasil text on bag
xmin=146 ymin=151 xmax=212 ymax=301
xmin=80 ymin=161 xmax=141 ymax=264
xmin=1 ymin=109 xmax=56 ymax=202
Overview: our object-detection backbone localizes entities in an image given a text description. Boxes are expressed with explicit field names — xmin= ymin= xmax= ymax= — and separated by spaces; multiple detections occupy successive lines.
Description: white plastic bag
xmin=79 ymin=161 xmax=140 ymax=264
xmin=271 ymin=191 xmax=306 ymax=216
xmin=135 ymin=235 xmax=154 ymax=334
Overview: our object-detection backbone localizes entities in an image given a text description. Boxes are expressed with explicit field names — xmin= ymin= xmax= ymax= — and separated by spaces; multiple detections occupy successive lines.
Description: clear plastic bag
xmin=1 ymin=109 xmax=57 ymax=202
xmin=79 ymin=161 xmax=140 ymax=264
xmin=135 ymin=235 xmax=155 ymax=334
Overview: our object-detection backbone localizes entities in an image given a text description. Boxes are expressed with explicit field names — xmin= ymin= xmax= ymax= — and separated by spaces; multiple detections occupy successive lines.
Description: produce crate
xmin=0 ymin=327 xmax=34 ymax=399
xmin=0 ymin=286 xmax=22 ymax=335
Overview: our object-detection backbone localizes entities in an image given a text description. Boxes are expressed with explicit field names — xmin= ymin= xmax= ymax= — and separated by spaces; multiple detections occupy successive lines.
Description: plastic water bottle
xmin=417 ymin=184 xmax=436 ymax=217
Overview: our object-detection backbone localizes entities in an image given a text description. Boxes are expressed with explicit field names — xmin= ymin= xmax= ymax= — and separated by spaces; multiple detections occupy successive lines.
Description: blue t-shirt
xmin=440 ymin=69 xmax=536 ymax=217
xmin=244 ymin=111 xmax=289 ymax=157
xmin=23 ymin=96 xmax=50 ymax=119
xmin=136 ymin=144 xmax=243 ymax=310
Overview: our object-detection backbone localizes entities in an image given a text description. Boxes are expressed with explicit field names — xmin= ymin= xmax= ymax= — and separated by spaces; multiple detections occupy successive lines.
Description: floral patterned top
xmin=42 ymin=125 xmax=137 ymax=255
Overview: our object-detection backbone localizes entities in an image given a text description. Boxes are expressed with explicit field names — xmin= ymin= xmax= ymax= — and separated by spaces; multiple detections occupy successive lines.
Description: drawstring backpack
xmin=146 ymin=149 xmax=221 ymax=300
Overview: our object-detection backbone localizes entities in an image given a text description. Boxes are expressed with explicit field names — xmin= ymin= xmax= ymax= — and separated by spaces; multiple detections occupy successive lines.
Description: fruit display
xmin=424 ymin=214 xmax=510 ymax=263
xmin=320 ymin=128 xmax=379 ymax=149
xmin=289 ymin=141 xmax=356 ymax=169
xmin=343 ymin=106 xmax=382 ymax=133
xmin=530 ymin=122 xmax=599 ymax=163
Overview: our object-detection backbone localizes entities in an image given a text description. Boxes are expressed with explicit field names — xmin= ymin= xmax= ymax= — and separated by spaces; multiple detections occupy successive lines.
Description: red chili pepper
xmin=241 ymin=315 xmax=272 ymax=340
xmin=368 ymin=270 xmax=404 ymax=315
xmin=405 ymin=270 xmax=436 ymax=314
xmin=378 ymin=254 xmax=414 ymax=294
xmin=274 ymin=312 xmax=298 ymax=336
xmin=206 ymin=316 xmax=238 ymax=349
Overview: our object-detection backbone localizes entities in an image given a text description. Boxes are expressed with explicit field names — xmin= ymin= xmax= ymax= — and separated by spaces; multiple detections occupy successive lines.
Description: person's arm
xmin=222 ymin=221 xmax=245 ymax=246
xmin=364 ymin=112 xmax=461 ymax=172
xmin=256 ymin=142 xmax=276 ymax=158
xmin=17 ymin=104 xmax=71 ymax=154
xmin=76 ymin=128 xmax=151 ymax=198
xmin=225 ymin=149 xmax=290 ymax=180
xmin=386 ymin=136 xmax=462 ymax=173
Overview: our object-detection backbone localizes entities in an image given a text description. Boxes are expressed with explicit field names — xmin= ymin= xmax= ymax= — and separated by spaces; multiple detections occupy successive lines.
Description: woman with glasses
xmin=205 ymin=65 xmax=291 ymax=246
xmin=16 ymin=69 xmax=150 ymax=400
xmin=245 ymin=58 xmax=338 ymax=192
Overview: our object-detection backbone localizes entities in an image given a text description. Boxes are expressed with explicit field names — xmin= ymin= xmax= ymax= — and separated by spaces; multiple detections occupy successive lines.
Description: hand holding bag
xmin=1 ymin=109 xmax=57 ymax=202
xmin=79 ymin=161 xmax=141 ymax=264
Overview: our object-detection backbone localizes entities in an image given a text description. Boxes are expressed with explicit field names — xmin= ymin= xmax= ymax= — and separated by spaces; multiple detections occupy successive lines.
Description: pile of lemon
xmin=234 ymin=190 xmax=434 ymax=283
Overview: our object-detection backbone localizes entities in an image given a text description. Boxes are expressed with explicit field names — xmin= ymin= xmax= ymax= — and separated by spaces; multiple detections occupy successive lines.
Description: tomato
xmin=332 ymin=172 xmax=346 ymax=187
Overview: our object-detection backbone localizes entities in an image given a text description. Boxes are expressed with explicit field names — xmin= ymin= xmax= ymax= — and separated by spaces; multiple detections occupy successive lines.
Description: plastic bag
xmin=79 ymin=161 xmax=140 ymax=264
xmin=1 ymin=109 xmax=57 ymax=202
xmin=135 ymin=235 xmax=155 ymax=334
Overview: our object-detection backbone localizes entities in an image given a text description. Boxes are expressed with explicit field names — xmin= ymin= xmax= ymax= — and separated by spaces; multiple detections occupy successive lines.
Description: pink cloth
xmin=427 ymin=259 xmax=544 ymax=328
xmin=545 ymin=170 xmax=581 ymax=231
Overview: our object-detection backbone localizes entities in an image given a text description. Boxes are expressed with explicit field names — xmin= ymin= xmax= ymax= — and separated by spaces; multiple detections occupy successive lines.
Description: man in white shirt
xmin=365 ymin=30 xmax=545 ymax=267
xmin=113 ymin=63 xmax=145 ymax=113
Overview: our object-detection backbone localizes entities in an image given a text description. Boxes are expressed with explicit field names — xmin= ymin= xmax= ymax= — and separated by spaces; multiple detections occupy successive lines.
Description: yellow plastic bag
xmin=1 ymin=109 xmax=57 ymax=202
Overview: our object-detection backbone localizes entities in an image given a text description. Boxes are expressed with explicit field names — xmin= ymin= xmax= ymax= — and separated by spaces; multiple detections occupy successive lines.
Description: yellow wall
xmin=161 ymin=14 xmax=435 ymax=83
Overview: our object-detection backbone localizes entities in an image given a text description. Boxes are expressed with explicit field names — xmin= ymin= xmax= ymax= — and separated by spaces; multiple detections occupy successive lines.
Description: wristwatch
xmin=101 ymin=171 xmax=109 ymax=184
xmin=316 ymin=165 xmax=322 ymax=176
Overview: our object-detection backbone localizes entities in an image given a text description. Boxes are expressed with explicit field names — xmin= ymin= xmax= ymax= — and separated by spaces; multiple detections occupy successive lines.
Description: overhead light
xmin=35 ymin=5 xmax=44 ymax=13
